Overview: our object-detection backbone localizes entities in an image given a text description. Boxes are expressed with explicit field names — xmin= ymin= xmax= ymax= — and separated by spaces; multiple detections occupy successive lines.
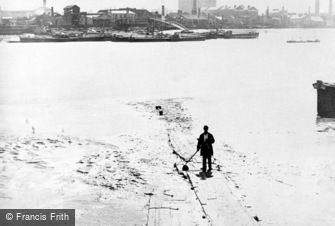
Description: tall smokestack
xmin=43 ymin=0 xmax=46 ymax=8
xmin=162 ymin=5 xmax=165 ymax=17
xmin=161 ymin=5 xmax=165 ymax=21
xmin=330 ymin=0 xmax=333 ymax=16
xmin=51 ymin=6 xmax=54 ymax=17
xmin=192 ymin=0 xmax=197 ymax=15
xmin=315 ymin=0 xmax=320 ymax=15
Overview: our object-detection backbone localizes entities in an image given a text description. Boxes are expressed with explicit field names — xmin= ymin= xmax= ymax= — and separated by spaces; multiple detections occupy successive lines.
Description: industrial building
xmin=63 ymin=5 xmax=81 ymax=26
xmin=203 ymin=5 xmax=259 ymax=28
xmin=179 ymin=0 xmax=216 ymax=14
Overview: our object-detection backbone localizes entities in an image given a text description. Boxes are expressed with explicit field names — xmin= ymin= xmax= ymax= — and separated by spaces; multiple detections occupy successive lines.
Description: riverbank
xmin=1 ymin=28 xmax=259 ymax=43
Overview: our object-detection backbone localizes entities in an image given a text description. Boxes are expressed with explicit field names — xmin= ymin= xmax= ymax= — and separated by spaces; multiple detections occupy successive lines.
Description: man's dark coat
xmin=197 ymin=132 xmax=215 ymax=156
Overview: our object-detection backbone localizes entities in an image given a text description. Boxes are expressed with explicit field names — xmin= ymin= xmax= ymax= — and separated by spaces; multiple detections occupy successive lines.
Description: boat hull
xmin=19 ymin=36 xmax=108 ymax=43
xmin=169 ymin=36 xmax=206 ymax=42
xmin=110 ymin=36 xmax=171 ymax=42
xmin=287 ymin=40 xmax=320 ymax=43
xmin=313 ymin=80 xmax=335 ymax=118
xmin=223 ymin=31 xmax=259 ymax=39
xmin=111 ymin=35 xmax=205 ymax=42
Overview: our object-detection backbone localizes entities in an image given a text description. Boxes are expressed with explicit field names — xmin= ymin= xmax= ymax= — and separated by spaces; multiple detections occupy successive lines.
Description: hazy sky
xmin=0 ymin=0 xmax=331 ymax=14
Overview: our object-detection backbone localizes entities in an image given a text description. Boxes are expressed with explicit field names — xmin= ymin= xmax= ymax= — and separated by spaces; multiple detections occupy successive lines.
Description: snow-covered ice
xmin=1 ymin=29 xmax=335 ymax=225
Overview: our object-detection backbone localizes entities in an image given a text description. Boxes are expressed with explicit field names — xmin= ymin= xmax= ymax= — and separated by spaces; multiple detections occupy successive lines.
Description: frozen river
xmin=2 ymin=29 xmax=335 ymax=151
xmin=1 ymin=29 xmax=335 ymax=225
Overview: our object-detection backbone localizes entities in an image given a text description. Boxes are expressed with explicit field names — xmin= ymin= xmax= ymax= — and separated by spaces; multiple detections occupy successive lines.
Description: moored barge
xmin=15 ymin=29 xmax=259 ymax=43
xmin=110 ymin=33 xmax=171 ymax=42
xmin=223 ymin=30 xmax=259 ymax=39
xmin=19 ymin=34 xmax=109 ymax=42
xmin=313 ymin=80 xmax=335 ymax=118
xmin=287 ymin=39 xmax=320 ymax=43
xmin=169 ymin=32 xmax=206 ymax=42
xmin=18 ymin=32 xmax=205 ymax=43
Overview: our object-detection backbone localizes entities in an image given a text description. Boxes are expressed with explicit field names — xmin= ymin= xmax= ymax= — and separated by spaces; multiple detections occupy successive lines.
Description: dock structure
xmin=313 ymin=80 xmax=335 ymax=118
xmin=149 ymin=18 xmax=188 ymax=30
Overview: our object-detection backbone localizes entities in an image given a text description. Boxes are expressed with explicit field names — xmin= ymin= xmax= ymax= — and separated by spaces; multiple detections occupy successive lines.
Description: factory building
xmin=63 ymin=5 xmax=81 ymax=26
xmin=315 ymin=0 xmax=320 ymax=15
xmin=179 ymin=0 xmax=216 ymax=14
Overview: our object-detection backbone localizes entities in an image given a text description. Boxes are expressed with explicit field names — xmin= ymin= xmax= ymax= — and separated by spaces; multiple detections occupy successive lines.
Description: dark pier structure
xmin=313 ymin=80 xmax=335 ymax=118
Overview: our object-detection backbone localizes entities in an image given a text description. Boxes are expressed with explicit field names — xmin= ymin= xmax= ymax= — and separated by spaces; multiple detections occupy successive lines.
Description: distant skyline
xmin=0 ymin=0 xmax=333 ymax=14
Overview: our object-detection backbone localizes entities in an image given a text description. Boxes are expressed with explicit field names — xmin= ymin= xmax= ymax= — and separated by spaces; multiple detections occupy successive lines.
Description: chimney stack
xmin=51 ymin=7 xmax=54 ymax=17
xmin=330 ymin=0 xmax=333 ymax=17
xmin=192 ymin=0 xmax=197 ymax=15
xmin=161 ymin=5 xmax=165 ymax=21
xmin=162 ymin=5 xmax=165 ymax=16
xmin=315 ymin=0 xmax=320 ymax=15
xmin=266 ymin=6 xmax=270 ymax=18
xmin=43 ymin=0 xmax=46 ymax=8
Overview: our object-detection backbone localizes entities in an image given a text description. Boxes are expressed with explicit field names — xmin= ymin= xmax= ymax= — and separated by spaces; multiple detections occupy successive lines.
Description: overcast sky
xmin=0 ymin=0 xmax=331 ymax=14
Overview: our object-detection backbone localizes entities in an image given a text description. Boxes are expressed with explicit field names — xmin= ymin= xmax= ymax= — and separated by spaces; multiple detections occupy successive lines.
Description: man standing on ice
xmin=197 ymin=125 xmax=215 ymax=173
